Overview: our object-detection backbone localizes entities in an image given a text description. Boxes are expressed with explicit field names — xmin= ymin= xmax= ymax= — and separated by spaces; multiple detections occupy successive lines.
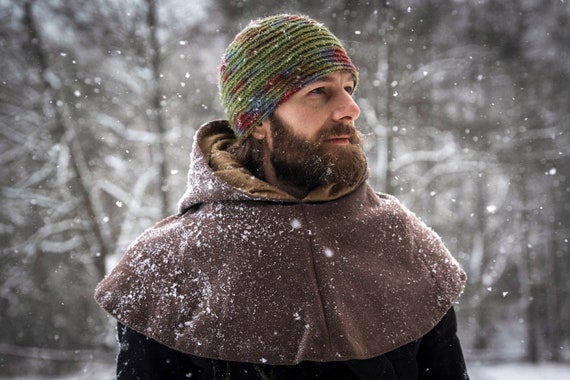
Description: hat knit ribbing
xmin=219 ymin=14 xmax=358 ymax=138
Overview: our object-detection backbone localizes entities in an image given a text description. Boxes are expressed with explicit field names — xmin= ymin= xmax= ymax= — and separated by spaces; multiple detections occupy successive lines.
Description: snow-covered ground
xmin=3 ymin=362 xmax=570 ymax=379
xmin=468 ymin=362 xmax=570 ymax=380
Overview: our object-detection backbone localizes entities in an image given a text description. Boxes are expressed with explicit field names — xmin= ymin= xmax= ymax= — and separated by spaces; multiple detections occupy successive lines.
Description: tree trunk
xmin=519 ymin=175 xmax=539 ymax=362
xmin=23 ymin=0 xmax=109 ymax=278
xmin=383 ymin=40 xmax=395 ymax=196
xmin=147 ymin=0 xmax=170 ymax=218
xmin=472 ymin=172 xmax=490 ymax=349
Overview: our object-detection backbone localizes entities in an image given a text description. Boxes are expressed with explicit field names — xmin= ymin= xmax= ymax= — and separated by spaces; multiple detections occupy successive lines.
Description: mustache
xmin=317 ymin=123 xmax=362 ymax=143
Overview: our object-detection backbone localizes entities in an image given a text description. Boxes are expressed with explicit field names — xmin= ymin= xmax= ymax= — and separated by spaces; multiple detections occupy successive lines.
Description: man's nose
xmin=332 ymin=91 xmax=360 ymax=122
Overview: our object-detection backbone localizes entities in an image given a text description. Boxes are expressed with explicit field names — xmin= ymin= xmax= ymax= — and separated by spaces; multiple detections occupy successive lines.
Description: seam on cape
xmin=299 ymin=203 xmax=333 ymax=353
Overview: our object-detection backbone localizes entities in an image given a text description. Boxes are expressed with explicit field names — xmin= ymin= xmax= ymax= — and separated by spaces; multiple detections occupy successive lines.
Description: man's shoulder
xmin=360 ymin=186 xmax=406 ymax=212
xmin=125 ymin=212 xmax=196 ymax=254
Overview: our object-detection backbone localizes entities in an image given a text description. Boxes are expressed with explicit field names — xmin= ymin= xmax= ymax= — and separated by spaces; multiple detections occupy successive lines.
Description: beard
xmin=268 ymin=114 xmax=368 ymax=191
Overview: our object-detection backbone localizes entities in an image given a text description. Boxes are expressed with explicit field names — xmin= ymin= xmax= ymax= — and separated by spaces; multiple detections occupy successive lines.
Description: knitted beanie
xmin=219 ymin=14 xmax=358 ymax=138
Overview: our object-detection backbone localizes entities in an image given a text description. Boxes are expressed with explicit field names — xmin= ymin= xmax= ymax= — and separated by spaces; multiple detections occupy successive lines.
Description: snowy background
xmin=0 ymin=0 xmax=568 ymax=377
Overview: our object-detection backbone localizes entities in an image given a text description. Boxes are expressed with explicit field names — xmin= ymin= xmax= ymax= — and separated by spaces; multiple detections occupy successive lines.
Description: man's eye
xmin=310 ymin=87 xmax=325 ymax=94
xmin=345 ymin=86 xmax=354 ymax=95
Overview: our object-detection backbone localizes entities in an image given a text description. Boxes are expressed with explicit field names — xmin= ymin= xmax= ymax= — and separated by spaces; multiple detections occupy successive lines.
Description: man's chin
xmin=319 ymin=146 xmax=367 ymax=184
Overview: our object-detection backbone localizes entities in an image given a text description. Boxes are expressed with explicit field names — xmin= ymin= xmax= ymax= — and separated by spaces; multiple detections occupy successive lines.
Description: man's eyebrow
xmin=312 ymin=76 xmax=335 ymax=83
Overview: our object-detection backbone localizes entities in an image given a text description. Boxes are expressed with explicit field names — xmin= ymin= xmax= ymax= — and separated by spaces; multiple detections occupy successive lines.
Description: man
xmin=95 ymin=14 xmax=469 ymax=379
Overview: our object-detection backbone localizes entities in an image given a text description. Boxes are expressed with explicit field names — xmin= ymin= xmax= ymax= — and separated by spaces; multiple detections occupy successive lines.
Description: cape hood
xmin=95 ymin=121 xmax=467 ymax=365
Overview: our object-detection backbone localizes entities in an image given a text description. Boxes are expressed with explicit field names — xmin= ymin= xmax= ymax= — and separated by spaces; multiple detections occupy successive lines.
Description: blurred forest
xmin=0 ymin=0 xmax=568 ymax=376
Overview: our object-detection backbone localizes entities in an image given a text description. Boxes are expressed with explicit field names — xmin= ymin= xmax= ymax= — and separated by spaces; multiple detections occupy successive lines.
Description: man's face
xmin=262 ymin=71 xmax=367 ymax=189
xmin=272 ymin=70 xmax=361 ymax=141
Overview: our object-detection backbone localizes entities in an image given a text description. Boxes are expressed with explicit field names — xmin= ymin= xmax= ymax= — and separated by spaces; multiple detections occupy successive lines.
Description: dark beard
xmin=269 ymin=114 xmax=368 ymax=191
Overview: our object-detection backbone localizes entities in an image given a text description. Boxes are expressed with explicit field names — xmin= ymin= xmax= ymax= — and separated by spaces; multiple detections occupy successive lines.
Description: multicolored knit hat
xmin=219 ymin=14 xmax=358 ymax=138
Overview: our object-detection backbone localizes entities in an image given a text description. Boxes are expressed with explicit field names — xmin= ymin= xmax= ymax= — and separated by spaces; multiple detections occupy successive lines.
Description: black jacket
xmin=116 ymin=308 xmax=469 ymax=380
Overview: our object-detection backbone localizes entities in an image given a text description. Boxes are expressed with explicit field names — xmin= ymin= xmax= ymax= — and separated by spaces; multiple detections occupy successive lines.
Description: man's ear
xmin=252 ymin=119 xmax=270 ymax=140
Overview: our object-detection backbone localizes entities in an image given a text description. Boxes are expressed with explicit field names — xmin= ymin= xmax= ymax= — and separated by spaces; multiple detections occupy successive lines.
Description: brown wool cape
xmin=94 ymin=120 xmax=467 ymax=365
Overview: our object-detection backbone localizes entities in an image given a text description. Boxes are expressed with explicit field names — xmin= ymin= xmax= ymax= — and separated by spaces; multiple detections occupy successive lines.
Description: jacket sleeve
xmin=116 ymin=322 xmax=215 ymax=379
xmin=417 ymin=308 xmax=470 ymax=380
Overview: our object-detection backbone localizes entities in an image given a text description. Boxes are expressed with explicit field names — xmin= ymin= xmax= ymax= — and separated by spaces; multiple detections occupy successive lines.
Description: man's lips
xmin=324 ymin=135 xmax=351 ymax=145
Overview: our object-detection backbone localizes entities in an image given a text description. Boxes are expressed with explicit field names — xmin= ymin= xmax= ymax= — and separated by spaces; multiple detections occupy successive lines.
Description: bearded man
xmin=95 ymin=14 xmax=470 ymax=380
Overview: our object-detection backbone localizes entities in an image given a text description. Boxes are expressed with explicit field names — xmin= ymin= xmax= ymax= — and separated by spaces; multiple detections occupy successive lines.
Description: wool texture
xmin=218 ymin=14 xmax=358 ymax=137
